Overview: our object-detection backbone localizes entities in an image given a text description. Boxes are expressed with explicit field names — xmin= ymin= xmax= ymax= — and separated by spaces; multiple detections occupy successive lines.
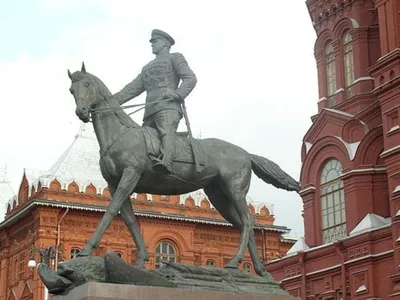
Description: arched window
xmin=70 ymin=248 xmax=81 ymax=259
xmin=155 ymin=241 xmax=176 ymax=268
xmin=320 ymin=159 xmax=347 ymax=243
xmin=343 ymin=31 xmax=355 ymax=98
xmin=206 ymin=259 xmax=216 ymax=266
xmin=243 ymin=263 xmax=252 ymax=273
xmin=326 ymin=42 xmax=337 ymax=107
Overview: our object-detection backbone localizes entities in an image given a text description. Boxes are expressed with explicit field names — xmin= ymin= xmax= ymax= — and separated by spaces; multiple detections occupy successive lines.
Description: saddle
xmin=141 ymin=126 xmax=206 ymax=171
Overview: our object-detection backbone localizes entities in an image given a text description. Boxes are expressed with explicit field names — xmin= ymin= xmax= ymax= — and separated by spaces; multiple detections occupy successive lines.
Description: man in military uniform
xmin=113 ymin=29 xmax=197 ymax=174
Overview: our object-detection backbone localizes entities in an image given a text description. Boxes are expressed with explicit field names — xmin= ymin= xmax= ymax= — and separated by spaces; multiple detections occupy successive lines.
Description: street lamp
xmin=28 ymin=258 xmax=37 ymax=269
xmin=28 ymin=245 xmax=64 ymax=300
xmin=28 ymin=245 xmax=64 ymax=270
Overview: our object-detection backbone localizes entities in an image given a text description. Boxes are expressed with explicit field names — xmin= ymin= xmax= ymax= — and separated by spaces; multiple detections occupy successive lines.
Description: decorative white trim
xmin=355 ymin=285 xmax=367 ymax=293
xmin=0 ymin=200 xmax=290 ymax=233
xmin=353 ymin=77 xmax=374 ymax=84
xmin=388 ymin=125 xmax=400 ymax=134
xmin=323 ymin=108 xmax=354 ymax=118
xmin=305 ymin=264 xmax=341 ymax=276
xmin=349 ymin=18 xmax=360 ymax=28
xmin=299 ymin=185 xmax=316 ymax=194
xmin=279 ymin=274 xmax=302 ymax=283
xmin=334 ymin=136 xmax=360 ymax=160
xmin=377 ymin=48 xmax=400 ymax=62
xmin=279 ymin=251 xmax=393 ymax=280
xmin=380 ymin=145 xmax=400 ymax=157
xmin=318 ymin=97 xmax=327 ymax=103
xmin=344 ymin=250 xmax=394 ymax=265
xmin=394 ymin=186 xmax=400 ymax=194
xmin=334 ymin=88 xmax=345 ymax=95
xmin=304 ymin=142 xmax=313 ymax=154
xmin=342 ymin=167 xmax=386 ymax=176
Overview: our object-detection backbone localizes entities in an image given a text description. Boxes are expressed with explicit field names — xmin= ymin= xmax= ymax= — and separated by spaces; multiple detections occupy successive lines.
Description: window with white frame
xmin=326 ymin=42 xmax=337 ymax=107
xmin=320 ymin=159 xmax=347 ymax=243
xmin=70 ymin=248 xmax=81 ymax=259
xmin=155 ymin=241 xmax=176 ymax=268
xmin=343 ymin=31 xmax=355 ymax=98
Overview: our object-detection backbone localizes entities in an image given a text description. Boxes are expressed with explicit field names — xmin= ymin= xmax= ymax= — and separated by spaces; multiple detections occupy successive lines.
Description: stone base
xmin=52 ymin=282 xmax=298 ymax=300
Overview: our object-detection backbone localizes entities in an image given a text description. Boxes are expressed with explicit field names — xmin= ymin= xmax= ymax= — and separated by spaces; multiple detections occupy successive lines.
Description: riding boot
xmin=153 ymin=134 xmax=175 ymax=174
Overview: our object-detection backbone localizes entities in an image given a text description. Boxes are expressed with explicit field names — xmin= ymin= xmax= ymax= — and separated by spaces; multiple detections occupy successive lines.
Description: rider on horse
xmin=113 ymin=29 xmax=197 ymax=174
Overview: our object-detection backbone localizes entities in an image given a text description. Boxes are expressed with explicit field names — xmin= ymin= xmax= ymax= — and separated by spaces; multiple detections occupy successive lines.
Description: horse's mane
xmin=71 ymin=71 xmax=140 ymax=128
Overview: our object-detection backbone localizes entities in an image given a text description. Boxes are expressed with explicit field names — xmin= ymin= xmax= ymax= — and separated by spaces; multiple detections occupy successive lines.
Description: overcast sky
xmin=0 ymin=0 xmax=318 ymax=237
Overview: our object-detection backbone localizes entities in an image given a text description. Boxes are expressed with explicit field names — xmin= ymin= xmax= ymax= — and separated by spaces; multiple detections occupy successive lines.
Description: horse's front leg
xmin=79 ymin=167 xmax=141 ymax=257
xmin=120 ymin=199 xmax=149 ymax=268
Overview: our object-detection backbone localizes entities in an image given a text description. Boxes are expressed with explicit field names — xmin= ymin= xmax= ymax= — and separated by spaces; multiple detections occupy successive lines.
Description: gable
xmin=20 ymin=281 xmax=33 ymax=299
xmin=303 ymin=108 xmax=355 ymax=144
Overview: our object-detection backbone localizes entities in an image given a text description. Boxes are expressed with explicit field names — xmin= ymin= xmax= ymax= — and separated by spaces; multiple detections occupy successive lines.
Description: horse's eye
xmin=84 ymin=82 xmax=90 ymax=87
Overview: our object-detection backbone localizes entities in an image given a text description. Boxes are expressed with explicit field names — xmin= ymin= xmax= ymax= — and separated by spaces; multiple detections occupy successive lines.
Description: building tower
xmin=266 ymin=0 xmax=400 ymax=298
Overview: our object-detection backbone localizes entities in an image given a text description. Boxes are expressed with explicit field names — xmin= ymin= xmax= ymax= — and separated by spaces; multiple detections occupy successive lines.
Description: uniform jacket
xmin=113 ymin=52 xmax=197 ymax=120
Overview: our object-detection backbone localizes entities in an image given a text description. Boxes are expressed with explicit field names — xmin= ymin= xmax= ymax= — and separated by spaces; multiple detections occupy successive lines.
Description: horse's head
xmin=68 ymin=62 xmax=102 ymax=123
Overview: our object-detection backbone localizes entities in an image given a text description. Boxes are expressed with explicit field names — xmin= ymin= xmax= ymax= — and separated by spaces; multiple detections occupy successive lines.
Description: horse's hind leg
xmin=120 ymin=198 xmax=149 ymax=268
xmin=204 ymin=186 xmax=264 ymax=276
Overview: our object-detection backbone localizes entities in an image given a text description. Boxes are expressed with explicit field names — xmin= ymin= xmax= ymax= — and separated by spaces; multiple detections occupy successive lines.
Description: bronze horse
xmin=67 ymin=63 xmax=300 ymax=276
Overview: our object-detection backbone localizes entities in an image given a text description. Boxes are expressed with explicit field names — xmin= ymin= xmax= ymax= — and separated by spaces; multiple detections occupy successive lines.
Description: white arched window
xmin=320 ymin=159 xmax=347 ymax=243
xmin=343 ymin=31 xmax=355 ymax=98
xmin=155 ymin=241 xmax=176 ymax=268
xmin=326 ymin=42 xmax=337 ymax=107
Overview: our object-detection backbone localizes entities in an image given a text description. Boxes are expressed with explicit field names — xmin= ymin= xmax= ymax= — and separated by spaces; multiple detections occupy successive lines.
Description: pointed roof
xmin=47 ymin=123 xmax=106 ymax=185
xmin=0 ymin=167 xmax=15 ymax=222
xmin=13 ymin=123 xmax=107 ymax=203
xmin=349 ymin=213 xmax=391 ymax=236
xmin=286 ymin=236 xmax=309 ymax=255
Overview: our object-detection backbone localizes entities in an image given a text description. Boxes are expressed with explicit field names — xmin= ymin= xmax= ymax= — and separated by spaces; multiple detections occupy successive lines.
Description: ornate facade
xmin=266 ymin=0 xmax=400 ymax=299
xmin=0 ymin=125 xmax=294 ymax=300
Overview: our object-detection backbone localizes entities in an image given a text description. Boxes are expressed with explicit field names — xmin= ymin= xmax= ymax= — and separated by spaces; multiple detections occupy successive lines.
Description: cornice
xmin=341 ymin=167 xmax=387 ymax=181
xmin=0 ymin=200 xmax=290 ymax=234
xmin=344 ymin=249 xmax=393 ymax=266
xmin=299 ymin=185 xmax=317 ymax=196
xmin=334 ymin=94 xmax=376 ymax=116
xmin=372 ymin=76 xmax=400 ymax=96
xmin=381 ymin=145 xmax=400 ymax=159
xmin=369 ymin=48 xmax=400 ymax=76
xmin=342 ymin=226 xmax=392 ymax=248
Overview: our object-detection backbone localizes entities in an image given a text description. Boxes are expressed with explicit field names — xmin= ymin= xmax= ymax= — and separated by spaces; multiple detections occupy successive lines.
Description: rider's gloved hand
xmin=163 ymin=90 xmax=183 ymax=103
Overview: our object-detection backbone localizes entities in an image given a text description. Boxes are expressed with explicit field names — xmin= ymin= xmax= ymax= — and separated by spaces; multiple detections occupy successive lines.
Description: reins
xmin=89 ymin=98 xmax=174 ymax=117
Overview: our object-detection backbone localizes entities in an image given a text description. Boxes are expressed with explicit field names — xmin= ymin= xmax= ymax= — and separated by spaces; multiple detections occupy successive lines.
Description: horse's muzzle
xmin=76 ymin=106 xmax=90 ymax=123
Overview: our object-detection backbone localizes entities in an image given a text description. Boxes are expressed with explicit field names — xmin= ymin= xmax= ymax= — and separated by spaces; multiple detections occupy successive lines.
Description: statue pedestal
xmin=52 ymin=282 xmax=298 ymax=300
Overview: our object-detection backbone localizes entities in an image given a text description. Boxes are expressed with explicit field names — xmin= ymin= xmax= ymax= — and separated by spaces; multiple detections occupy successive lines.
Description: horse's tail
xmin=250 ymin=154 xmax=300 ymax=192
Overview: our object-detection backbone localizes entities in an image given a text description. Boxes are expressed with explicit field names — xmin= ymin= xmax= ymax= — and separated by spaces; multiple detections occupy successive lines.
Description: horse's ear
xmin=81 ymin=62 xmax=86 ymax=73
xmin=67 ymin=69 xmax=72 ymax=80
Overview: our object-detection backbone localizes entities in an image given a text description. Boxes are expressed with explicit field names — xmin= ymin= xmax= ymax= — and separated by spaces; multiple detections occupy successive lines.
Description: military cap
xmin=149 ymin=29 xmax=175 ymax=46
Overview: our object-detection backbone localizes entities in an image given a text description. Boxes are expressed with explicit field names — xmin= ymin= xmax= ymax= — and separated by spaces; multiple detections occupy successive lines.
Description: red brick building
xmin=0 ymin=124 xmax=294 ymax=300
xmin=266 ymin=0 xmax=400 ymax=299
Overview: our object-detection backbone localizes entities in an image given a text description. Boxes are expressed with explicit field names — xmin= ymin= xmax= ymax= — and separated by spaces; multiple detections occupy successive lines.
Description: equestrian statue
xmin=65 ymin=29 xmax=300 ymax=279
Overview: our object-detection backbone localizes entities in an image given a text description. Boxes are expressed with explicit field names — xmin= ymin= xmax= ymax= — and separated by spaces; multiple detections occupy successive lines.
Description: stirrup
xmin=152 ymin=162 xmax=172 ymax=174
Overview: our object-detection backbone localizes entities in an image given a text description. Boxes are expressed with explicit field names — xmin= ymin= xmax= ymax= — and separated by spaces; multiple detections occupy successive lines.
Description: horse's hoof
xmin=255 ymin=267 xmax=264 ymax=277
xmin=134 ymin=261 xmax=146 ymax=269
xmin=224 ymin=262 xmax=239 ymax=270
